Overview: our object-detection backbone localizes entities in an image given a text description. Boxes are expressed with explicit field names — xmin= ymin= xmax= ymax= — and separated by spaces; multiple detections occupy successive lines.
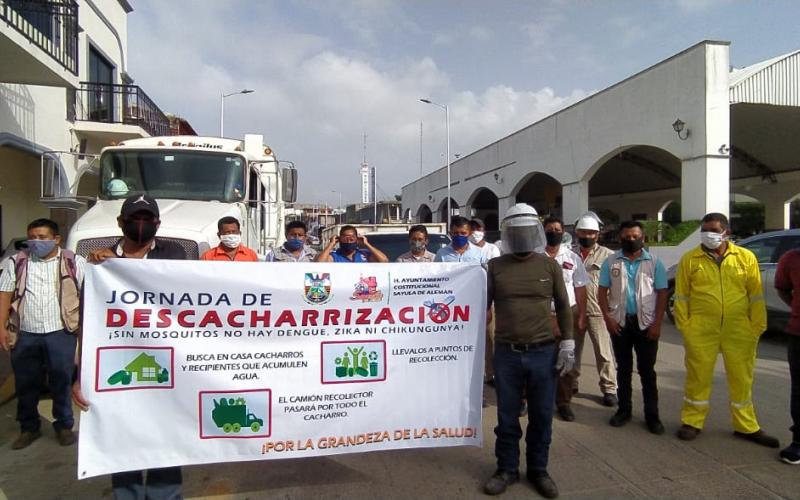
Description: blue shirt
xmin=599 ymin=249 xmax=667 ymax=315
xmin=434 ymin=244 xmax=487 ymax=264
xmin=332 ymin=248 xmax=370 ymax=263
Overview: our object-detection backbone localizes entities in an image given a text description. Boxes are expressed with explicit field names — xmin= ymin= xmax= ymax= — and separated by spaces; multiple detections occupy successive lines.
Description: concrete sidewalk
xmin=0 ymin=324 xmax=796 ymax=499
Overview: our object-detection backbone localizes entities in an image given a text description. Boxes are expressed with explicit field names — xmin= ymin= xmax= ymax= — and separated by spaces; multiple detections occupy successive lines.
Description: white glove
xmin=555 ymin=339 xmax=576 ymax=377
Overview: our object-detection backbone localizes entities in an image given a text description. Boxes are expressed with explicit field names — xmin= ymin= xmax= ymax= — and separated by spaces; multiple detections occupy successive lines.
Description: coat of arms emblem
xmin=304 ymin=273 xmax=332 ymax=304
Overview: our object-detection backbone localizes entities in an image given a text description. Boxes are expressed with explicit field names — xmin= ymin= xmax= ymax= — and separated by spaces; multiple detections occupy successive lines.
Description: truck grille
xmin=76 ymin=237 xmax=199 ymax=260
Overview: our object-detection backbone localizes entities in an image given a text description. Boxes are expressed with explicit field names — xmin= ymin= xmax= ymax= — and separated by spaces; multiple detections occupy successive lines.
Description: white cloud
xmin=128 ymin=1 xmax=588 ymax=204
xmin=673 ymin=0 xmax=733 ymax=13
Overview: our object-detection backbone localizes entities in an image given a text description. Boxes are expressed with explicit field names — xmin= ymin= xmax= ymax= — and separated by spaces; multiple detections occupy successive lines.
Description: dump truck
xmin=212 ymin=397 xmax=263 ymax=433
xmin=63 ymin=134 xmax=298 ymax=259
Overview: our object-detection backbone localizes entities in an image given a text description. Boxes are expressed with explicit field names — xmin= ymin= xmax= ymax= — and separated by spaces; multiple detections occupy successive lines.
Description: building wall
xmin=0 ymin=147 xmax=49 ymax=245
xmin=402 ymin=41 xmax=731 ymax=225
xmin=0 ymin=0 xmax=131 ymax=245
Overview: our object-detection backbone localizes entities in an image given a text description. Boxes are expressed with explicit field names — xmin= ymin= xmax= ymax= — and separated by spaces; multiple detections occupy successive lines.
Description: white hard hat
xmin=575 ymin=211 xmax=602 ymax=231
xmin=502 ymin=203 xmax=539 ymax=227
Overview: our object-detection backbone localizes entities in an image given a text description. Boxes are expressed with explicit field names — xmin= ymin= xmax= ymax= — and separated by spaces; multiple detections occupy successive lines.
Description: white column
xmin=497 ymin=196 xmax=516 ymax=220
xmin=681 ymin=156 xmax=730 ymax=220
xmin=561 ymin=180 xmax=589 ymax=226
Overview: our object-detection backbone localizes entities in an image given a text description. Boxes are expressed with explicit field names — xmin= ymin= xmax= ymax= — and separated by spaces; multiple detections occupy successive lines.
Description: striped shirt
xmin=0 ymin=249 xmax=86 ymax=333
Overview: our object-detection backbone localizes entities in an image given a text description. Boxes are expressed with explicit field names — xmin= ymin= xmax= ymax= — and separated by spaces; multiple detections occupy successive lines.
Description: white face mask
xmin=220 ymin=234 xmax=241 ymax=249
xmin=700 ymin=231 xmax=726 ymax=249
xmin=469 ymin=231 xmax=485 ymax=244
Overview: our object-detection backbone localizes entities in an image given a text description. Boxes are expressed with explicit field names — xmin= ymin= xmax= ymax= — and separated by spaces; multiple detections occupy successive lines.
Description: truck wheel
xmin=232 ymin=423 xmax=241 ymax=433
xmin=223 ymin=423 xmax=233 ymax=433
xmin=250 ymin=422 xmax=261 ymax=432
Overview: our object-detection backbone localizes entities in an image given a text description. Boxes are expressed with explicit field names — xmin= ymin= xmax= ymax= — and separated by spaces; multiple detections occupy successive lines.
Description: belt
xmin=498 ymin=338 xmax=555 ymax=352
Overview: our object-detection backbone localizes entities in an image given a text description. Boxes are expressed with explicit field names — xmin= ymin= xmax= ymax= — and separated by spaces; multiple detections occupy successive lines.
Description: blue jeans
xmin=493 ymin=340 xmax=557 ymax=473
xmin=111 ymin=467 xmax=183 ymax=500
xmin=10 ymin=330 xmax=77 ymax=432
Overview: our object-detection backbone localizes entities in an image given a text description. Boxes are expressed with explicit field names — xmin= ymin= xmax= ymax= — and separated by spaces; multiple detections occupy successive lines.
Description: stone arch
xmin=437 ymin=198 xmax=459 ymax=223
xmin=511 ymin=172 xmax=562 ymax=217
xmin=730 ymin=192 xmax=765 ymax=236
xmin=467 ymin=187 xmax=500 ymax=232
xmin=417 ymin=204 xmax=433 ymax=223
xmin=403 ymin=208 xmax=412 ymax=222
xmin=586 ymin=145 xmax=682 ymax=225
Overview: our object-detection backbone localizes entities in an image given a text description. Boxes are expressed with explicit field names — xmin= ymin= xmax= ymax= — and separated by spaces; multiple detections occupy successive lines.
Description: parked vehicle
xmin=63 ymin=135 xmax=297 ymax=258
xmin=666 ymin=229 xmax=800 ymax=332
xmin=363 ymin=232 xmax=451 ymax=262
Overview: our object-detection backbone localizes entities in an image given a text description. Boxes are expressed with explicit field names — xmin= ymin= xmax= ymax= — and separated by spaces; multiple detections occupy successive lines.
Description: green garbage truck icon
xmin=334 ymin=346 xmax=379 ymax=378
xmin=212 ymin=397 xmax=264 ymax=433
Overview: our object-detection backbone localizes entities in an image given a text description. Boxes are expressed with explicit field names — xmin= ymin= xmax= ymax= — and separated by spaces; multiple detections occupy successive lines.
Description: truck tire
xmin=223 ymin=423 xmax=233 ymax=433
xmin=232 ymin=423 xmax=241 ymax=433
xmin=251 ymin=422 xmax=261 ymax=432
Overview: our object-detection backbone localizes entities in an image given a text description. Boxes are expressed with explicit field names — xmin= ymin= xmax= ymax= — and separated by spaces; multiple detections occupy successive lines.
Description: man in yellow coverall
xmin=674 ymin=212 xmax=779 ymax=447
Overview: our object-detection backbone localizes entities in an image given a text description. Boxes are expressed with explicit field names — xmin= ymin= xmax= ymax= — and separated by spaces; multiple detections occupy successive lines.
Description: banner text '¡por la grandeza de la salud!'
xmin=105 ymin=305 xmax=471 ymax=329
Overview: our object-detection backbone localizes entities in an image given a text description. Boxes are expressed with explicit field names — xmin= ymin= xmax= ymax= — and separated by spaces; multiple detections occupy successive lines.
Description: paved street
xmin=0 ymin=323 xmax=796 ymax=500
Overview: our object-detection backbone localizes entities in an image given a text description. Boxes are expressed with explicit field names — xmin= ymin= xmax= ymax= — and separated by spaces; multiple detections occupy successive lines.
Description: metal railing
xmin=74 ymin=82 xmax=173 ymax=137
xmin=1 ymin=0 xmax=78 ymax=75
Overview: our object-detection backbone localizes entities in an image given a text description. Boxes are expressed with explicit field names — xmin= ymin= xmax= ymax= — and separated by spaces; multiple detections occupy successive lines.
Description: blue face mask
xmin=339 ymin=242 xmax=358 ymax=253
xmin=284 ymin=238 xmax=304 ymax=251
xmin=452 ymin=235 xmax=470 ymax=248
xmin=27 ymin=239 xmax=57 ymax=258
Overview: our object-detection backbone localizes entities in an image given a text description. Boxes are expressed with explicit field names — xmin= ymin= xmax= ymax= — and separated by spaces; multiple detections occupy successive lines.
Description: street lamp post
xmin=220 ymin=89 xmax=255 ymax=137
xmin=420 ymin=98 xmax=450 ymax=227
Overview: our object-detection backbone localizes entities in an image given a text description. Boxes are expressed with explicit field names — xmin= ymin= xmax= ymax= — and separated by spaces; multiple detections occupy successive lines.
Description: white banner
xmin=78 ymin=260 xmax=486 ymax=478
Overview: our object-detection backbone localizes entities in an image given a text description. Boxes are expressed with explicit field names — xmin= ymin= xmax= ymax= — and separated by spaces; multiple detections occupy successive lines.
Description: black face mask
xmin=578 ymin=237 xmax=596 ymax=248
xmin=122 ymin=220 xmax=158 ymax=244
xmin=545 ymin=231 xmax=562 ymax=246
xmin=620 ymin=238 xmax=644 ymax=253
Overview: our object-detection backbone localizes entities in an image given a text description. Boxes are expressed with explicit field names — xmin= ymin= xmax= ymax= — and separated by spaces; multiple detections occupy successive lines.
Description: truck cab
xmin=66 ymin=134 xmax=297 ymax=258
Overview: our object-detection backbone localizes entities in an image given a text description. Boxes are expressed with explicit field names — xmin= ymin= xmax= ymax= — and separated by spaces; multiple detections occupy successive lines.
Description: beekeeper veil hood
xmin=501 ymin=203 xmax=545 ymax=253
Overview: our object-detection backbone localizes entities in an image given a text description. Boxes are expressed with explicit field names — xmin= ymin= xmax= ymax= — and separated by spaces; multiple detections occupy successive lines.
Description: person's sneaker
xmin=779 ymin=442 xmax=800 ymax=465
xmin=519 ymin=401 xmax=528 ymax=417
xmin=602 ymin=393 xmax=618 ymax=407
xmin=677 ymin=424 xmax=701 ymax=441
xmin=11 ymin=430 xmax=41 ymax=450
xmin=734 ymin=430 xmax=780 ymax=448
xmin=609 ymin=411 xmax=631 ymax=427
xmin=557 ymin=405 xmax=575 ymax=422
xmin=56 ymin=428 xmax=76 ymax=446
xmin=527 ymin=470 xmax=559 ymax=498
xmin=483 ymin=470 xmax=519 ymax=495
xmin=646 ymin=419 xmax=665 ymax=435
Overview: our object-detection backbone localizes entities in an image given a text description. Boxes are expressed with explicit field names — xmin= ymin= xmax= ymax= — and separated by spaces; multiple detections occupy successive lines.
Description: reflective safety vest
xmin=605 ymin=251 xmax=659 ymax=330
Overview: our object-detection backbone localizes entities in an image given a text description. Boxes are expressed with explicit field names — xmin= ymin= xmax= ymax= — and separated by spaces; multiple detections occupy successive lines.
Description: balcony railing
xmin=1 ymin=0 xmax=78 ymax=75
xmin=74 ymin=82 xmax=174 ymax=137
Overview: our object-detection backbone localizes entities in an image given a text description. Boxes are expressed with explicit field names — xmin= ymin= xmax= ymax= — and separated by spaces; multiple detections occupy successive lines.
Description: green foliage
xmin=637 ymin=219 xmax=701 ymax=246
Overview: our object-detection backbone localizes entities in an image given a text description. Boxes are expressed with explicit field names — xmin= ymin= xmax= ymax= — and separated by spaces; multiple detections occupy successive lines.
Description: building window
xmin=88 ymin=46 xmax=114 ymax=122
xmin=9 ymin=0 xmax=54 ymax=40
xmin=142 ymin=367 xmax=156 ymax=379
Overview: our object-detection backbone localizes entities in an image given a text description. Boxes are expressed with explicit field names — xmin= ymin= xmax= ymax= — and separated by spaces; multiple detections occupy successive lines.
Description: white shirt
xmin=0 ymin=249 xmax=86 ymax=333
xmin=538 ymin=244 xmax=588 ymax=308
xmin=475 ymin=241 xmax=501 ymax=261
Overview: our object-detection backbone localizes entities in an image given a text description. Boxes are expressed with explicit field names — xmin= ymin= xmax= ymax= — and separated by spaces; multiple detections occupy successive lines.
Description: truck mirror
xmin=281 ymin=166 xmax=297 ymax=203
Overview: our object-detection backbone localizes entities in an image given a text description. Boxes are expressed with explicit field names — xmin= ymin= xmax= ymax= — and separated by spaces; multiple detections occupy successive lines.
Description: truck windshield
xmin=99 ymin=150 xmax=246 ymax=202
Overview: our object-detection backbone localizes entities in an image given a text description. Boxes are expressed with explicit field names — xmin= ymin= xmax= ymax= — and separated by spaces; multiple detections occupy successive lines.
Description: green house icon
xmin=124 ymin=353 xmax=163 ymax=382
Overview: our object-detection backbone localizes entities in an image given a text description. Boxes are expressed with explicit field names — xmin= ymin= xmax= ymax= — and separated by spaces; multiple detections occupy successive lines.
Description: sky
xmin=127 ymin=0 xmax=800 ymax=206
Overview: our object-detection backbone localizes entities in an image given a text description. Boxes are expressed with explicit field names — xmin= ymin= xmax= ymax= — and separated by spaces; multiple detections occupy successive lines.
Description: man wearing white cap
xmin=573 ymin=213 xmax=618 ymax=407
